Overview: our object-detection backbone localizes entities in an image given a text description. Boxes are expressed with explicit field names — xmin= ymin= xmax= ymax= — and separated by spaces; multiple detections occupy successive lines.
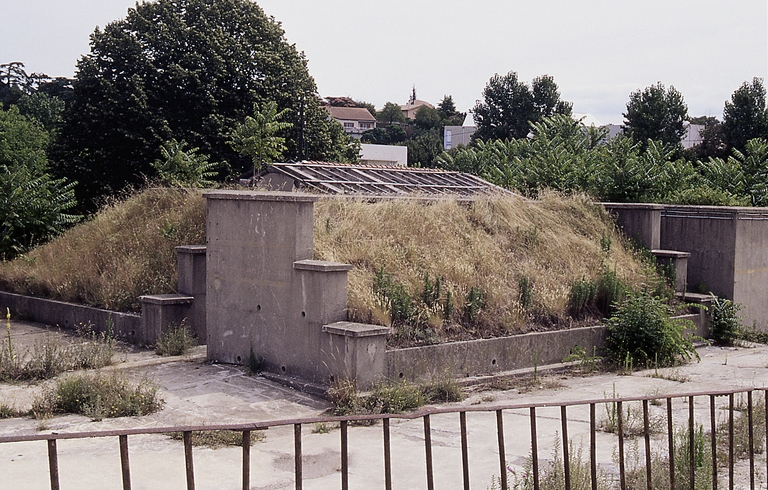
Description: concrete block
xmin=603 ymin=203 xmax=663 ymax=250
xmin=652 ymin=249 xmax=690 ymax=293
xmin=139 ymin=294 xmax=194 ymax=346
xmin=322 ymin=321 xmax=390 ymax=388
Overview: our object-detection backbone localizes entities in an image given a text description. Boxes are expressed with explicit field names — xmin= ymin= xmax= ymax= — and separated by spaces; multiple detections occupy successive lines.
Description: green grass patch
xmin=167 ymin=429 xmax=265 ymax=448
xmin=32 ymin=371 xmax=163 ymax=421
xmin=155 ymin=321 xmax=196 ymax=356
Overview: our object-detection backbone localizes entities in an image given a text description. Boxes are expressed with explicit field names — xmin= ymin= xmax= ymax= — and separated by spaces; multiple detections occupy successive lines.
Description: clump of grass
xmin=0 ymin=402 xmax=22 ymax=418
xmin=155 ymin=321 xmax=196 ymax=356
xmin=600 ymin=386 xmax=664 ymax=437
xmin=501 ymin=437 xmax=612 ymax=490
xmin=0 ymin=187 xmax=206 ymax=312
xmin=0 ymin=322 xmax=115 ymax=382
xmin=167 ymin=430 xmax=265 ymax=448
xmin=624 ymin=425 xmax=713 ymax=490
xmin=563 ymin=345 xmax=602 ymax=374
xmin=31 ymin=371 xmax=163 ymax=421
xmin=327 ymin=376 xmax=464 ymax=417
xmin=710 ymin=296 xmax=743 ymax=346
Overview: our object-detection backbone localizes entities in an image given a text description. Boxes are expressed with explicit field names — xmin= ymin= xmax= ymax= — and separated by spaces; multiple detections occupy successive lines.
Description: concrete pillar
xmin=603 ymin=203 xmax=663 ymax=250
xmin=139 ymin=294 xmax=194 ymax=346
xmin=322 ymin=322 xmax=390 ymax=389
xmin=652 ymin=249 xmax=690 ymax=293
xmin=175 ymin=245 xmax=206 ymax=340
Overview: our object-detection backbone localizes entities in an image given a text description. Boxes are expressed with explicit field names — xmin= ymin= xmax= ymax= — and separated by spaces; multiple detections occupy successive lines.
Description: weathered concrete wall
xmin=660 ymin=206 xmax=738 ymax=300
xmin=204 ymin=191 xmax=388 ymax=386
xmin=0 ymin=291 xmax=141 ymax=340
xmin=139 ymin=294 xmax=194 ymax=346
xmin=734 ymin=211 xmax=768 ymax=327
xmin=387 ymin=326 xmax=607 ymax=382
xmin=603 ymin=203 xmax=663 ymax=250
xmin=176 ymin=245 xmax=207 ymax=339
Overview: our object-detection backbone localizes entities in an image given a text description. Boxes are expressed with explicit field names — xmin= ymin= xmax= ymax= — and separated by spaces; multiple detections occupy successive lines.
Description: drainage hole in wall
xmin=301 ymin=311 xmax=306 ymax=318
xmin=329 ymin=375 xmax=335 ymax=383
xmin=398 ymin=372 xmax=404 ymax=379
xmin=129 ymin=331 xmax=135 ymax=337
xmin=492 ymin=358 xmax=497 ymax=365
xmin=236 ymin=355 xmax=241 ymax=363
xmin=281 ymin=366 xmax=286 ymax=373
xmin=256 ymin=304 xmax=261 ymax=311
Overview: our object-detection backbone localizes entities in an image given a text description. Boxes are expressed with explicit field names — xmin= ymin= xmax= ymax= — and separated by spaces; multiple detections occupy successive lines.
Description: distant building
xmin=325 ymin=106 xmax=376 ymax=139
xmin=444 ymin=113 xmax=476 ymax=150
xmin=681 ymin=123 xmax=704 ymax=149
xmin=360 ymin=144 xmax=407 ymax=167
xmin=400 ymin=86 xmax=434 ymax=120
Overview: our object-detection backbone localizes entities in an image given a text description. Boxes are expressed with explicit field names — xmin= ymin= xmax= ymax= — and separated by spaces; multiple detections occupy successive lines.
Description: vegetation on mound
xmin=313 ymin=192 xmax=656 ymax=345
xmin=0 ymin=187 xmax=662 ymax=346
xmin=0 ymin=188 xmax=205 ymax=312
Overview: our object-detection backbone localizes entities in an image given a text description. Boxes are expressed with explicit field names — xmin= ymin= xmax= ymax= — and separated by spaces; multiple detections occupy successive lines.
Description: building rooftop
xmin=325 ymin=106 xmax=376 ymax=122
xmin=262 ymin=161 xmax=512 ymax=197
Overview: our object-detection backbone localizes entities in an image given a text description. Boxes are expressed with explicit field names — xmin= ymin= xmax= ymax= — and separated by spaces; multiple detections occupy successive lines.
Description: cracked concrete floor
xmin=1 ymin=320 xmax=768 ymax=489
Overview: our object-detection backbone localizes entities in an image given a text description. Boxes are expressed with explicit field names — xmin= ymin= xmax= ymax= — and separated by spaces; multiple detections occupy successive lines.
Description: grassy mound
xmin=0 ymin=188 xmax=655 ymax=344
xmin=314 ymin=192 xmax=652 ymax=344
xmin=0 ymin=188 xmax=205 ymax=312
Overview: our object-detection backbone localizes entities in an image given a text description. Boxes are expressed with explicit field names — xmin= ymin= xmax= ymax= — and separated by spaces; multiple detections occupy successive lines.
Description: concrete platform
xmin=2 ymin=320 xmax=768 ymax=489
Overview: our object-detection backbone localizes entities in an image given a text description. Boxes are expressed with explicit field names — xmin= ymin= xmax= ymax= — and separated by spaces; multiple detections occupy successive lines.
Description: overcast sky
xmin=2 ymin=0 xmax=766 ymax=125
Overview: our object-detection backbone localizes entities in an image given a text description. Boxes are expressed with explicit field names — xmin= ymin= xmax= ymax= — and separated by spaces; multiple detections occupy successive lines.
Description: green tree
xmin=152 ymin=139 xmax=218 ymax=188
xmin=472 ymin=71 xmax=572 ymax=141
xmin=0 ymin=105 xmax=79 ymax=259
xmin=623 ymin=82 xmax=688 ymax=149
xmin=229 ymin=101 xmax=293 ymax=177
xmin=722 ymin=78 xmax=768 ymax=153
xmin=54 ymin=0 xmax=348 ymax=210
xmin=414 ymin=105 xmax=442 ymax=131
xmin=407 ymin=129 xmax=443 ymax=167
xmin=376 ymin=102 xmax=406 ymax=126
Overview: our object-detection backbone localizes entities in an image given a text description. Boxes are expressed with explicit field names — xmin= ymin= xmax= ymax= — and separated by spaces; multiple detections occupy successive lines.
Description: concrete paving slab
xmin=1 ymin=320 xmax=768 ymax=489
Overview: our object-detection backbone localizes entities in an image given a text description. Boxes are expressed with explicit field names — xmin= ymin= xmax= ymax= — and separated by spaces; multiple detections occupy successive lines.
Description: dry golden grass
xmin=0 ymin=188 xmax=206 ymax=312
xmin=313 ymin=191 xmax=651 ymax=338
xmin=0 ymin=188 xmax=652 ymax=342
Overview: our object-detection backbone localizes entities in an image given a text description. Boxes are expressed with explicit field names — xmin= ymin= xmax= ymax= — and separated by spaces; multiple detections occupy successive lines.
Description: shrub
xmin=365 ymin=380 xmax=425 ymax=414
xmin=710 ymin=296 xmax=743 ymax=345
xmin=0 ymin=327 xmax=115 ymax=382
xmin=167 ymin=430 xmax=264 ymax=448
xmin=32 ymin=371 xmax=163 ymax=420
xmin=605 ymin=292 xmax=698 ymax=369
xmin=155 ymin=321 xmax=196 ymax=356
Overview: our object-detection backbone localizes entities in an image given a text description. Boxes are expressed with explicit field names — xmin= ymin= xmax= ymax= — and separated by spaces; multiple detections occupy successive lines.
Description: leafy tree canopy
xmin=722 ymin=77 xmax=768 ymax=153
xmin=376 ymin=102 xmax=406 ymax=126
xmin=54 ymin=0 xmax=353 ymax=210
xmin=623 ymin=82 xmax=688 ymax=149
xmin=472 ymin=71 xmax=572 ymax=141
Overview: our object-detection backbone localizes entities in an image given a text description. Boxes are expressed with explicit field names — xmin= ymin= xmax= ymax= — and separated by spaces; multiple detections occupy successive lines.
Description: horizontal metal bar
xmin=2 ymin=386 xmax=765 ymax=445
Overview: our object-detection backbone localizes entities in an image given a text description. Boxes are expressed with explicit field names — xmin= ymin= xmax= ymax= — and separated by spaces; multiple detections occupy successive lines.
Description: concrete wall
xmin=0 ymin=291 xmax=141 ymax=340
xmin=387 ymin=326 xmax=607 ymax=382
xmin=660 ymin=206 xmax=738 ymax=300
xmin=204 ymin=191 xmax=389 ymax=386
xmin=176 ymin=245 xmax=207 ymax=339
xmin=734 ymin=211 xmax=768 ymax=327
xmin=360 ymin=144 xmax=407 ymax=167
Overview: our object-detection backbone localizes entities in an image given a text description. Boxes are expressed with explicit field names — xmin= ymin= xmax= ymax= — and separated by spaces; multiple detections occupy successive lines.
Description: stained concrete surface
xmin=2 ymin=320 xmax=768 ymax=489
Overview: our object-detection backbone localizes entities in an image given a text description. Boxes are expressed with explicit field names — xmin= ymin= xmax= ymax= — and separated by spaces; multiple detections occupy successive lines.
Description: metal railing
xmin=1 ymin=386 xmax=767 ymax=490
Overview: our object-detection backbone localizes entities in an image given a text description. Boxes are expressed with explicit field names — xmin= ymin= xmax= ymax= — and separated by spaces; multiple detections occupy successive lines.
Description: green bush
xmin=710 ymin=296 xmax=742 ymax=345
xmin=605 ymin=292 xmax=698 ymax=368
xmin=32 ymin=371 xmax=163 ymax=420
xmin=366 ymin=380 xmax=425 ymax=414
xmin=155 ymin=321 xmax=196 ymax=356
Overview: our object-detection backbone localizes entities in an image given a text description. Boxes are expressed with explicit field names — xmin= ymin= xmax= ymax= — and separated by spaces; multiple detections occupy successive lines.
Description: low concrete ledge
xmin=0 ymin=290 xmax=140 ymax=339
xmin=323 ymin=321 xmax=390 ymax=337
xmin=652 ymin=250 xmax=691 ymax=259
xmin=138 ymin=294 xmax=194 ymax=305
xmin=175 ymin=245 xmax=206 ymax=255
xmin=293 ymin=260 xmax=354 ymax=273
xmin=203 ymin=190 xmax=318 ymax=203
